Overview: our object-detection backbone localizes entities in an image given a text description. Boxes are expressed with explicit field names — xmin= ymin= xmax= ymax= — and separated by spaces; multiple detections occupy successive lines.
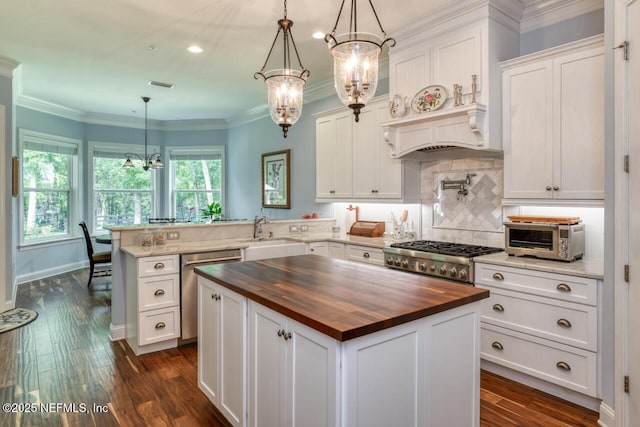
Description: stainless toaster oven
xmin=504 ymin=222 xmax=585 ymax=261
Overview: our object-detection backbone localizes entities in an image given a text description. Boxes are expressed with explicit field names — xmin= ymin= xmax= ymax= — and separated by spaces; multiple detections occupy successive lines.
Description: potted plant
xmin=201 ymin=202 xmax=222 ymax=222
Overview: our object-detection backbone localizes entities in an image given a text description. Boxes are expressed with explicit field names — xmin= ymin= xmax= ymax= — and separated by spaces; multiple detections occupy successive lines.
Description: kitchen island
xmin=195 ymin=254 xmax=489 ymax=427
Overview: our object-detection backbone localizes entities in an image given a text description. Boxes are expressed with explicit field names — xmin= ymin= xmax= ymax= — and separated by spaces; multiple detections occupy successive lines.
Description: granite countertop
xmin=474 ymin=252 xmax=604 ymax=280
xmin=120 ymin=233 xmax=392 ymax=258
xmin=195 ymin=255 xmax=489 ymax=342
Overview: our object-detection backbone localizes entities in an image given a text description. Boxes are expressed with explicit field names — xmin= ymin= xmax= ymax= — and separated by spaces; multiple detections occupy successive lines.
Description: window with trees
xmin=169 ymin=147 xmax=224 ymax=222
xmin=90 ymin=142 xmax=158 ymax=233
xmin=20 ymin=129 xmax=81 ymax=243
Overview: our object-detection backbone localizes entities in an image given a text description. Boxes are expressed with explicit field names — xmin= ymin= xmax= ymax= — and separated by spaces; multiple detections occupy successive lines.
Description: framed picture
xmin=262 ymin=149 xmax=290 ymax=209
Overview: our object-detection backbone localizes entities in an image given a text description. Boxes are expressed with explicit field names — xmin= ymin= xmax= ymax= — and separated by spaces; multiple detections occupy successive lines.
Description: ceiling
xmin=0 ymin=0 xmax=532 ymax=123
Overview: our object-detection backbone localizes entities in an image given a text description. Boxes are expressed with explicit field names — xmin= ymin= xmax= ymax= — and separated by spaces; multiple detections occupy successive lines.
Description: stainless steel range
xmin=383 ymin=240 xmax=503 ymax=284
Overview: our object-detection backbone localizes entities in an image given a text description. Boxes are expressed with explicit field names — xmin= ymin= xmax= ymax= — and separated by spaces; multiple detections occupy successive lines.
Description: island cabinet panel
xmin=198 ymin=278 xmax=246 ymax=427
xmin=248 ymin=301 xmax=339 ymax=427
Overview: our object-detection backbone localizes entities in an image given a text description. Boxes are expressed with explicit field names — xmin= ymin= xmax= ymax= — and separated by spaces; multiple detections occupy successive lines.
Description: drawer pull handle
xmin=154 ymin=289 xmax=165 ymax=296
xmin=491 ymin=341 xmax=504 ymax=351
xmin=154 ymin=262 xmax=165 ymax=270
xmin=492 ymin=272 xmax=504 ymax=281
xmin=557 ymin=318 xmax=572 ymax=328
xmin=363 ymin=252 xmax=370 ymax=259
xmin=155 ymin=322 xmax=166 ymax=330
xmin=556 ymin=283 xmax=572 ymax=293
xmin=556 ymin=361 xmax=571 ymax=371
xmin=492 ymin=304 xmax=504 ymax=312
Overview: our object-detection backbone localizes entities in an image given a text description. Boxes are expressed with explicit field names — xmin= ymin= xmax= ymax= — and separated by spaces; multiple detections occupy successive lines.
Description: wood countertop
xmin=195 ymin=254 xmax=489 ymax=342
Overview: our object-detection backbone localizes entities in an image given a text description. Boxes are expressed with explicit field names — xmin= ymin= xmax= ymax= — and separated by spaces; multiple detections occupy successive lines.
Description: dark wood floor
xmin=0 ymin=270 xmax=600 ymax=427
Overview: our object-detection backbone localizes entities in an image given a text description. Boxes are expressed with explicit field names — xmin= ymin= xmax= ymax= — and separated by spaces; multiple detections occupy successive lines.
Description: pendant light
xmin=123 ymin=97 xmax=164 ymax=171
xmin=254 ymin=0 xmax=310 ymax=138
xmin=325 ymin=0 xmax=396 ymax=122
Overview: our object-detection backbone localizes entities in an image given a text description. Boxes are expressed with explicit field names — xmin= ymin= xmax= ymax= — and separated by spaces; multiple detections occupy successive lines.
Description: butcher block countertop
xmin=195 ymin=254 xmax=489 ymax=342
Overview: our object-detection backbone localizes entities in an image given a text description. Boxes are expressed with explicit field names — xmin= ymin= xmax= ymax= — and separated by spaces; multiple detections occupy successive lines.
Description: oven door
xmin=504 ymin=223 xmax=558 ymax=257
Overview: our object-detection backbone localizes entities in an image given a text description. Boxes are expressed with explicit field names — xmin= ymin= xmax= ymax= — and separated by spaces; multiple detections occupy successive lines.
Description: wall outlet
xmin=300 ymin=224 xmax=309 ymax=232
xmin=289 ymin=225 xmax=299 ymax=233
xmin=167 ymin=231 xmax=180 ymax=240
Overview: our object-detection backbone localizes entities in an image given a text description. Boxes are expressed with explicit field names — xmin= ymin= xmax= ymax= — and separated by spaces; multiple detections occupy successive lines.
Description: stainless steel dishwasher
xmin=181 ymin=249 xmax=242 ymax=342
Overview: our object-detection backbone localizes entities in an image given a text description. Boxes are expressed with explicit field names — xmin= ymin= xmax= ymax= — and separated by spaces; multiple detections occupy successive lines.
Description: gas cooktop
xmin=389 ymin=240 xmax=503 ymax=258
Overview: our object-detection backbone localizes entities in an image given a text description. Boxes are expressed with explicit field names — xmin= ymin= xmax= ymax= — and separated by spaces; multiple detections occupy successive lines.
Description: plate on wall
xmin=411 ymin=85 xmax=447 ymax=113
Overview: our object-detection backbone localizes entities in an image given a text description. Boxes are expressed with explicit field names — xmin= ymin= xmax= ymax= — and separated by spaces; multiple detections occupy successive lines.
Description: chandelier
xmin=254 ymin=0 xmax=310 ymax=138
xmin=123 ymin=97 xmax=164 ymax=171
xmin=325 ymin=0 xmax=395 ymax=122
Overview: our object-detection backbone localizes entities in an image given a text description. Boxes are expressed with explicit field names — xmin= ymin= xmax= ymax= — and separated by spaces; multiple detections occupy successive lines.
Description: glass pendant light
xmin=325 ymin=0 xmax=396 ymax=122
xmin=255 ymin=0 xmax=310 ymax=138
xmin=123 ymin=97 xmax=164 ymax=171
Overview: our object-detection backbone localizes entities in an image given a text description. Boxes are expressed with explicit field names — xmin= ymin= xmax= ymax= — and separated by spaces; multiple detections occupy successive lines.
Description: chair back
xmin=79 ymin=221 xmax=94 ymax=258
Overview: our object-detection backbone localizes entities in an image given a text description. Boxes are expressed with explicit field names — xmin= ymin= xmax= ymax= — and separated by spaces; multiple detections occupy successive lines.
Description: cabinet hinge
xmin=624 ymin=155 xmax=630 ymax=173
xmin=615 ymin=41 xmax=629 ymax=60
xmin=625 ymin=375 xmax=630 ymax=393
xmin=625 ymin=265 xmax=630 ymax=283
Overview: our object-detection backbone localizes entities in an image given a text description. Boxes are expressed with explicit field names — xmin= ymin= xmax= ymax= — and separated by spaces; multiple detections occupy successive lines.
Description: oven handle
xmin=505 ymin=222 xmax=559 ymax=229
xmin=183 ymin=256 xmax=242 ymax=267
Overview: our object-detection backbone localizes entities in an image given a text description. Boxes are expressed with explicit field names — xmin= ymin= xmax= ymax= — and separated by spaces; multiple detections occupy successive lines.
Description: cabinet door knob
xmin=277 ymin=329 xmax=284 ymax=337
xmin=557 ymin=318 xmax=572 ymax=328
xmin=329 ymin=190 xmax=336 ymax=194
xmin=546 ymin=186 xmax=552 ymax=191
xmin=553 ymin=186 xmax=559 ymax=191
xmin=154 ymin=289 xmax=165 ymax=296
xmin=556 ymin=283 xmax=572 ymax=293
xmin=284 ymin=332 xmax=292 ymax=341
xmin=155 ymin=322 xmax=166 ymax=330
xmin=211 ymin=293 xmax=216 ymax=300
xmin=492 ymin=272 xmax=504 ymax=281
xmin=363 ymin=252 xmax=370 ymax=259
xmin=492 ymin=304 xmax=504 ymax=312
xmin=556 ymin=361 xmax=571 ymax=371
xmin=154 ymin=262 xmax=165 ymax=270
xmin=491 ymin=341 xmax=504 ymax=351
xmin=216 ymin=294 xmax=221 ymax=301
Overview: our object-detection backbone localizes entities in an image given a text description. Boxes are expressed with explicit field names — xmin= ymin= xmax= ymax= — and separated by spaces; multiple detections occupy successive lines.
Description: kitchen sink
xmin=243 ymin=239 xmax=306 ymax=261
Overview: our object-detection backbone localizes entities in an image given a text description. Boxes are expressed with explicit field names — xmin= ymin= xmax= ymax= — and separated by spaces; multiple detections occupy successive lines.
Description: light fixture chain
xmin=329 ymin=0 xmax=347 ymax=35
xmin=350 ymin=0 xmax=356 ymax=33
xmin=284 ymin=0 xmax=287 ymax=18
xmin=368 ymin=0 xmax=387 ymax=36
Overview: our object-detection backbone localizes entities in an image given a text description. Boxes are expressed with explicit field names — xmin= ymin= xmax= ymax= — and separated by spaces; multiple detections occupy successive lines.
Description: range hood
xmin=382 ymin=103 xmax=502 ymax=160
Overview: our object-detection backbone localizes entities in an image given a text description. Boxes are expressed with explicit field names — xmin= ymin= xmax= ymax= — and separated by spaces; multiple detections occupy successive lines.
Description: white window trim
xmin=164 ymin=145 xmax=225 ymax=219
xmin=18 ymin=128 xmax=83 ymax=247
xmin=88 ymin=141 xmax=160 ymax=233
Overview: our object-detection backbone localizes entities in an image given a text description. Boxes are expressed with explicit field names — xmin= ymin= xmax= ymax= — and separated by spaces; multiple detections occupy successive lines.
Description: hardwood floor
xmin=0 ymin=270 xmax=600 ymax=427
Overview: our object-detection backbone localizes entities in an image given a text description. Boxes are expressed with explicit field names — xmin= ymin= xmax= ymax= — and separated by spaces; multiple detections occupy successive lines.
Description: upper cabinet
xmin=502 ymin=35 xmax=605 ymax=204
xmin=315 ymin=97 xmax=421 ymax=203
xmin=383 ymin=8 xmax=520 ymax=158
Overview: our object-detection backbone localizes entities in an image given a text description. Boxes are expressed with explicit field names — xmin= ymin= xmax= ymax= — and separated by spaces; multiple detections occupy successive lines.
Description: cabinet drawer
xmin=475 ymin=263 xmax=597 ymax=306
xmin=139 ymin=307 xmax=180 ymax=345
xmin=346 ymin=245 xmax=384 ymax=265
xmin=138 ymin=274 xmax=180 ymax=312
xmin=481 ymin=324 xmax=597 ymax=397
xmin=138 ymin=255 xmax=179 ymax=278
xmin=478 ymin=286 xmax=597 ymax=351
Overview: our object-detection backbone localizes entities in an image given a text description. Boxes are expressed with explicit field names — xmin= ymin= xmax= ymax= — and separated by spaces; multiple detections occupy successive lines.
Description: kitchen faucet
xmin=253 ymin=215 xmax=268 ymax=239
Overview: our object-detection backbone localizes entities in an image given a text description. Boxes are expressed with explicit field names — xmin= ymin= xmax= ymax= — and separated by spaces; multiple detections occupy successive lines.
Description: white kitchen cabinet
xmin=315 ymin=109 xmax=353 ymax=199
xmin=125 ymin=254 xmax=181 ymax=355
xmin=328 ymin=242 xmax=345 ymax=259
xmin=475 ymin=262 xmax=600 ymax=398
xmin=198 ymin=277 xmax=246 ymax=427
xmin=316 ymin=98 xmax=420 ymax=202
xmin=502 ymin=35 xmax=604 ymax=202
xmin=247 ymin=301 xmax=339 ymax=427
xmin=345 ymin=244 xmax=384 ymax=266
xmin=307 ymin=241 xmax=329 ymax=256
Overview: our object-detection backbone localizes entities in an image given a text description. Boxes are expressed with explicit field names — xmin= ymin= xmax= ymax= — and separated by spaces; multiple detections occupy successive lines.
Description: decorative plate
xmin=411 ymin=85 xmax=447 ymax=113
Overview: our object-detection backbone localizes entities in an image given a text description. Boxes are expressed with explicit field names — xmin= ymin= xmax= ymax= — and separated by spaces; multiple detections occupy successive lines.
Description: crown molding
xmin=520 ymin=0 xmax=604 ymax=33
xmin=17 ymin=94 xmax=87 ymax=121
xmin=0 ymin=56 xmax=20 ymax=78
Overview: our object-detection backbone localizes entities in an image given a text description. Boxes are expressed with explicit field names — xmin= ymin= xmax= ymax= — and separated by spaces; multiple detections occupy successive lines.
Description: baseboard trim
xmin=16 ymin=261 xmax=88 ymax=285
xmin=110 ymin=324 xmax=126 ymax=342
xmin=598 ymin=402 xmax=614 ymax=427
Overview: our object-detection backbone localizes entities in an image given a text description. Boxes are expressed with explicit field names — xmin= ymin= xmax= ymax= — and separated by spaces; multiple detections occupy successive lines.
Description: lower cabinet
xmin=475 ymin=262 xmax=600 ymax=399
xmin=247 ymin=301 xmax=339 ymax=427
xmin=307 ymin=241 xmax=329 ymax=256
xmin=345 ymin=244 xmax=384 ymax=266
xmin=198 ymin=277 xmax=247 ymax=427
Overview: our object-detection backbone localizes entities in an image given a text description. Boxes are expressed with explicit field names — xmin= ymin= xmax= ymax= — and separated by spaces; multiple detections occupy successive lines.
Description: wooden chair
xmin=79 ymin=221 xmax=112 ymax=286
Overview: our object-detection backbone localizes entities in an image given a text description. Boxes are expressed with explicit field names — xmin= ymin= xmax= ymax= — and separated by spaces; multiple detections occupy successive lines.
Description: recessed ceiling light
xmin=312 ymin=31 xmax=325 ymax=40
xmin=187 ymin=45 xmax=203 ymax=53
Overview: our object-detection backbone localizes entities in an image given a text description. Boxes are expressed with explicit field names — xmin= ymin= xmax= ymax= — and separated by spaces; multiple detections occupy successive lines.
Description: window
xmin=89 ymin=142 xmax=159 ymax=233
xmin=19 ymin=129 xmax=81 ymax=244
xmin=168 ymin=147 xmax=224 ymax=222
